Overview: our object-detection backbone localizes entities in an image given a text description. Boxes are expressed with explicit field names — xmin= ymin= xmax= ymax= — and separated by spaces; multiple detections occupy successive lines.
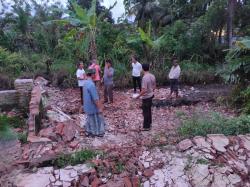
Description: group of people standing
xmin=76 ymin=56 xmax=181 ymax=137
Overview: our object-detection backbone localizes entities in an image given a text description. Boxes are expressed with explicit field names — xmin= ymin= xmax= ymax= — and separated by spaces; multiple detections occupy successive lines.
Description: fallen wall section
xmin=28 ymin=77 xmax=49 ymax=139
xmin=14 ymin=79 xmax=34 ymax=111
xmin=0 ymin=79 xmax=34 ymax=111
xmin=0 ymin=90 xmax=18 ymax=110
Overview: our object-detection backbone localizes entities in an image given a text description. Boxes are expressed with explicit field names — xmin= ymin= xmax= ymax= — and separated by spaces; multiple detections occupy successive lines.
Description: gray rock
xmin=228 ymin=174 xmax=241 ymax=185
xmin=190 ymin=164 xmax=211 ymax=186
xmin=207 ymin=134 xmax=229 ymax=152
xmin=15 ymin=173 xmax=52 ymax=187
xmin=177 ymin=139 xmax=193 ymax=151
xmin=193 ymin=136 xmax=211 ymax=150
xmin=211 ymin=172 xmax=230 ymax=187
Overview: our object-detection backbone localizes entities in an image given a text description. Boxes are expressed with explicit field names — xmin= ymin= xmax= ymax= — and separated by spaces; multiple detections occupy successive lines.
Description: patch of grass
xmin=114 ymin=161 xmax=125 ymax=173
xmin=196 ymin=158 xmax=210 ymax=165
xmin=8 ymin=116 xmax=25 ymax=128
xmin=18 ymin=132 xmax=28 ymax=144
xmin=0 ymin=115 xmax=17 ymax=141
xmin=175 ymin=110 xmax=186 ymax=118
xmin=178 ymin=111 xmax=250 ymax=139
xmin=52 ymin=149 xmax=98 ymax=168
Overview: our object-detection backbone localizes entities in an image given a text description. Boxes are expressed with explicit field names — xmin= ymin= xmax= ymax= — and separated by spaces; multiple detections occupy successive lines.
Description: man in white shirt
xmin=131 ymin=55 xmax=142 ymax=93
xmin=76 ymin=62 xmax=86 ymax=105
xmin=168 ymin=58 xmax=181 ymax=98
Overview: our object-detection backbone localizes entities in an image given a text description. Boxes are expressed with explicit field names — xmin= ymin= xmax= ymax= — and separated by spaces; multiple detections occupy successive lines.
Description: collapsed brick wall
xmin=27 ymin=77 xmax=48 ymax=138
xmin=28 ymin=86 xmax=43 ymax=136
xmin=14 ymin=79 xmax=34 ymax=112
xmin=0 ymin=90 xmax=18 ymax=110
xmin=0 ymin=77 xmax=47 ymax=137
xmin=0 ymin=79 xmax=34 ymax=111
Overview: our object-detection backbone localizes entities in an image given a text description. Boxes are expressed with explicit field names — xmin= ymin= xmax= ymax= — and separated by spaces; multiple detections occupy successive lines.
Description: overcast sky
xmin=102 ymin=0 xmax=125 ymax=20
xmin=0 ymin=0 xmax=125 ymax=21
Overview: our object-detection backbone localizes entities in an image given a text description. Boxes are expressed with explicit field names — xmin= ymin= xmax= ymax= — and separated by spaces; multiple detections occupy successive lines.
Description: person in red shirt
xmin=88 ymin=59 xmax=101 ymax=88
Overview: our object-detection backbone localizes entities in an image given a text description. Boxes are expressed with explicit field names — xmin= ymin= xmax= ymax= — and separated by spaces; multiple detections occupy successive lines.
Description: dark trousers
xmin=170 ymin=79 xmax=179 ymax=92
xmin=142 ymin=96 xmax=153 ymax=129
xmin=132 ymin=76 xmax=141 ymax=93
xmin=79 ymin=87 xmax=84 ymax=105
xmin=104 ymin=84 xmax=113 ymax=103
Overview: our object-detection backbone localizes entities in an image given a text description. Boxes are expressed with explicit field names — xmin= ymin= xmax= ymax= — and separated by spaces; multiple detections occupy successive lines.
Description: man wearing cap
xmin=83 ymin=69 xmax=106 ymax=137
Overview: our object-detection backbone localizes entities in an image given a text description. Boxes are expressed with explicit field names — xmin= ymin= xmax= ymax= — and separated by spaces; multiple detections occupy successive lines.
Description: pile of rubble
xmin=9 ymin=134 xmax=250 ymax=187
xmin=1 ymin=79 xmax=248 ymax=187
xmin=139 ymin=134 xmax=250 ymax=187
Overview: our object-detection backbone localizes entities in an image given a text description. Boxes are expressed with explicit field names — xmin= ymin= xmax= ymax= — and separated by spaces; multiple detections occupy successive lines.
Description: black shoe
xmin=141 ymin=128 xmax=151 ymax=131
xmin=97 ymin=134 xmax=105 ymax=137
xmin=85 ymin=133 xmax=94 ymax=137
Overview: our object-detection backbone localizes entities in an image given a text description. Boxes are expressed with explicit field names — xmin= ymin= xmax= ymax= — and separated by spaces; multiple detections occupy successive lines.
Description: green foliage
xmin=0 ymin=0 xmax=249 ymax=89
xmin=0 ymin=115 xmax=17 ymax=141
xmin=178 ymin=111 xmax=250 ymax=139
xmin=0 ymin=47 xmax=49 ymax=89
xmin=114 ymin=161 xmax=125 ymax=173
xmin=18 ymin=132 xmax=28 ymax=144
xmin=219 ymin=38 xmax=250 ymax=113
xmin=221 ymin=38 xmax=250 ymax=84
xmin=229 ymin=86 xmax=250 ymax=114
xmin=196 ymin=158 xmax=210 ymax=165
xmin=52 ymin=149 xmax=98 ymax=168
xmin=241 ymin=87 xmax=250 ymax=114
xmin=180 ymin=60 xmax=217 ymax=84
xmin=0 ymin=47 xmax=29 ymax=77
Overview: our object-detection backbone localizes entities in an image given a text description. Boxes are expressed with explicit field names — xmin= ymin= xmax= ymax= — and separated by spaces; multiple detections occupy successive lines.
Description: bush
xmin=51 ymin=59 xmax=77 ymax=88
xmin=0 ymin=115 xmax=17 ymax=141
xmin=178 ymin=111 xmax=250 ymax=139
xmin=241 ymin=87 xmax=250 ymax=114
xmin=0 ymin=74 xmax=13 ymax=90
xmin=225 ymin=85 xmax=250 ymax=114
xmin=18 ymin=132 xmax=28 ymax=144
xmin=180 ymin=60 xmax=218 ymax=85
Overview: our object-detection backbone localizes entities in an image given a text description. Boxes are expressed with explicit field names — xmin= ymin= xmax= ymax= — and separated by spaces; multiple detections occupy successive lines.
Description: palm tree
xmin=227 ymin=0 xmax=237 ymax=48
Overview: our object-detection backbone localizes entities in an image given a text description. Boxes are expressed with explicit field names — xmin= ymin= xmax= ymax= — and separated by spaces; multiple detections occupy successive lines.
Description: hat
xmin=86 ymin=68 xmax=96 ymax=75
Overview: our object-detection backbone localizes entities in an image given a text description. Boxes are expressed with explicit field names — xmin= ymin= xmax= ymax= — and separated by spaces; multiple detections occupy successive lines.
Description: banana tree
xmin=221 ymin=38 xmax=250 ymax=85
xmin=126 ymin=22 xmax=165 ymax=64
xmin=46 ymin=0 xmax=98 ymax=60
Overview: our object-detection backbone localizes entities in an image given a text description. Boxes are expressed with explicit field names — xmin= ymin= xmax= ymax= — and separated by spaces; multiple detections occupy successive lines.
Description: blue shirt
xmin=103 ymin=67 xmax=114 ymax=85
xmin=83 ymin=79 xmax=99 ymax=114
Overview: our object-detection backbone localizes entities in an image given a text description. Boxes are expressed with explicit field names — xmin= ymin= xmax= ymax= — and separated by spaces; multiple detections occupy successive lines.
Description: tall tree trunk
xmin=227 ymin=0 xmax=236 ymax=48
xmin=89 ymin=28 xmax=97 ymax=60
xmin=218 ymin=27 xmax=223 ymax=44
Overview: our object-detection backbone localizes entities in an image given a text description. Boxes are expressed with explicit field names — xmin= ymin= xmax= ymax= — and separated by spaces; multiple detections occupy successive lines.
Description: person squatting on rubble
xmin=135 ymin=64 xmax=156 ymax=131
xmin=83 ymin=69 xmax=106 ymax=137
xmin=76 ymin=61 xmax=86 ymax=105
xmin=168 ymin=57 xmax=181 ymax=98
xmin=103 ymin=59 xmax=115 ymax=104
xmin=131 ymin=55 xmax=142 ymax=93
